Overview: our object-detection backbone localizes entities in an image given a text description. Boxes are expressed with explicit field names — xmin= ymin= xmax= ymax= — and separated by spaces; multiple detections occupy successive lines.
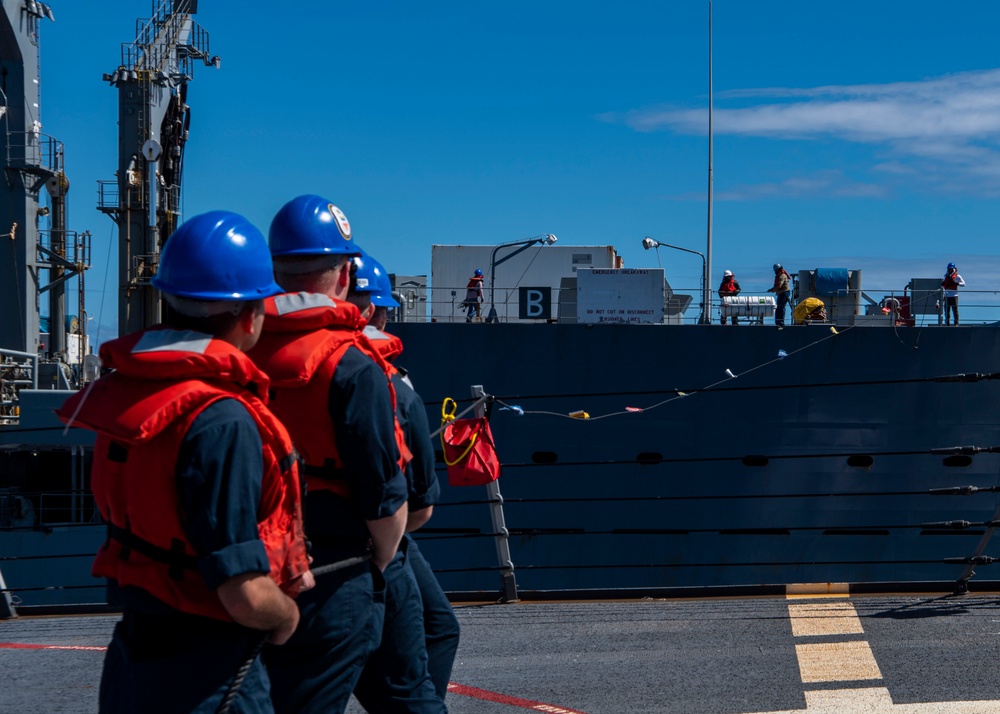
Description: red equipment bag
xmin=440 ymin=397 xmax=501 ymax=487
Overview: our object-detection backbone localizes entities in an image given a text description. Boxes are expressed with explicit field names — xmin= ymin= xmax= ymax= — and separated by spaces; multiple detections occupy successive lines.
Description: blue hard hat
xmin=268 ymin=195 xmax=361 ymax=257
xmin=474 ymin=269 xmax=483 ymax=277
xmin=947 ymin=262 xmax=956 ymax=271
xmin=152 ymin=211 xmax=282 ymax=300
xmin=352 ymin=252 xmax=400 ymax=307
xmin=371 ymin=258 xmax=400 ymax=308
xmin=351 ymin=251 xmax=378 ymax=293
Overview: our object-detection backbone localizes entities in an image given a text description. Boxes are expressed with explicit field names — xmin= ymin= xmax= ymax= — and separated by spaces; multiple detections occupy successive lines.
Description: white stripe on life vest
xmin=273 ymin=292 xmax=337 ymax=316
xmin=363 ymin=325 xmax=389 ymax=341
xmin=132 ymin=330 xmax=212 ymax=355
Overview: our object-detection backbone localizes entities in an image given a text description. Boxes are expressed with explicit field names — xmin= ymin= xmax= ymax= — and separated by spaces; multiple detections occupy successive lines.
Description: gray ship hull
xmin=1 ymin=527 xmax=104 ymax=608
xmin=4 ymin=322 xmax=1000 ymax=609
xmin=392 ymin=322 xmax=1000 ymax=596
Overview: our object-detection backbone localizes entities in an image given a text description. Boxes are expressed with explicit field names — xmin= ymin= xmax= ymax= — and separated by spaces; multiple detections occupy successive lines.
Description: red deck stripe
xmin=0 ymin=647 xmax=585 ymax=712
xmin=448 ymin=682 xmax=589 ymax=713
xmin=0 ymin=642 xmax=107 ymax=651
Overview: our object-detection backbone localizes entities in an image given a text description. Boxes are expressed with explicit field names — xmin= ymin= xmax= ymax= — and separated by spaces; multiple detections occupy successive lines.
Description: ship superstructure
xmin=0 ymin=0 xmax=90 ymax=399
xmin=0 ymin=0 xmax=217 ymax=615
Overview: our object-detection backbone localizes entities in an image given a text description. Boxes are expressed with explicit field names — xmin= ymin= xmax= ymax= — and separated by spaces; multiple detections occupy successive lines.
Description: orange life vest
xmin=248 ymin=293 xmax=410 ymax=497
xmin=353 ymin=329 xmax=414 ymax=477
xmin=465 ymin=276 xmax=484 ymax=303
xmin=56 ymin=329 xmax=309 ymax=621
xmin=362 ymin=324 xmax=404 ymax=365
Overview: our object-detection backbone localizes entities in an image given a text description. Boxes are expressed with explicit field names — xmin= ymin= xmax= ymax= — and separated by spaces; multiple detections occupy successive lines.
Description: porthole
xmin=531 ymin=451 xmax=558 ymax=464
xmin=943 ymin=455 xmax=973 ymax=468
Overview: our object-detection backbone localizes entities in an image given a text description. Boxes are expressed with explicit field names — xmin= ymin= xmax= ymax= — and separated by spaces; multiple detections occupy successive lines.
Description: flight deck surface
xmin=3 ymin=593 xmax=1000 ymax=713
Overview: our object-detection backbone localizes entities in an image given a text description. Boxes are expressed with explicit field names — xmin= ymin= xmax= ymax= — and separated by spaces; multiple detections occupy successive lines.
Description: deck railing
xmin=413 ymin=282 xmax=1000 ymax=325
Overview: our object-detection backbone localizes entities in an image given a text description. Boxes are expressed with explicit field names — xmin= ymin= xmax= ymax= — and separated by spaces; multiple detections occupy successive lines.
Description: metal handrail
xmin=0 ymin=349 xmax=38 ymax=389
xmin=410 ymin=283 xmax=1000 ymax=325
xmin=4 ymin=131 xmax=63 ymax=174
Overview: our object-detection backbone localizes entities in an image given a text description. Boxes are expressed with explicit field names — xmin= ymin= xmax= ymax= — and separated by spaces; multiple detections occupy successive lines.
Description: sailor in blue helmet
xmin=463 ymin=268 xmax=485 ymax=322
xmin=941 ymin=262 xmax=965 ymax=326
xmin=369 ymin=257 xmax=403 ymax=327
xmin=365 ymin=266 xmax=462 ymax=702
xmin=247 ymin=196 xmax=410 ymax=713
xmin=56 ymin=211 xmax=312 ymax=713
xmin=350 ymin=252 xmax=460 ymax=707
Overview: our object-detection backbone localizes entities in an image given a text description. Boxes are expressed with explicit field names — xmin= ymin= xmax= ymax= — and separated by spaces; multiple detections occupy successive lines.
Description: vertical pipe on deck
xmin=473 ymin=384 xmax=518 ymax=602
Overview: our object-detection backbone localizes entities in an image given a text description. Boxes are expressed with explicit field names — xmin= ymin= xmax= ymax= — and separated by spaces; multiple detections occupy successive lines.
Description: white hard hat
xmin=723 ymin=270 xmax=733 ymax=277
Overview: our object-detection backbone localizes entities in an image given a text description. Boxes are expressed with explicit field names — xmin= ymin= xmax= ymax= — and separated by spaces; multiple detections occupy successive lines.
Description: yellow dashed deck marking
xmin=794 ymin=640 xmax=883 ymax=682
xmin=786 ymin=582 xmax=850 ymax=596
xmin=803 ymin=687 xmax=891 ymax=711
xmin=751 ymin=588 xmax=1000 ymax=712
xmin=787 ymin=590 xmax=880 ymax=685
xmin=752 ymin=687 xmax=1000 ymax=713
xmin=788 ymin=601 xmax=865 ymax=637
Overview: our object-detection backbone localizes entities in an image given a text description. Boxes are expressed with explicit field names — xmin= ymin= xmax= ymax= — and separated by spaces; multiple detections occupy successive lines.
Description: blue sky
xmin=34 ymin=1 xmax=1000 ymax=338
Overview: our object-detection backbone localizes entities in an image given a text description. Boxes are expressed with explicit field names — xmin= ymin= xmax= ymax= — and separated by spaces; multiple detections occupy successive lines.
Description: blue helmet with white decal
xmin=269 ymin=195 xmax=361 ymax=257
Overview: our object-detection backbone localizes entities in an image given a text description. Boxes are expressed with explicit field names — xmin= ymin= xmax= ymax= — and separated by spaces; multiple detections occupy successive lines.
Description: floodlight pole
xmin=705 ymin=0 xmax=714 ymax=329
xmin=643 ymin=237 xmax=709 ymax=324
xmin=487 ymin=234 xmax=556 ymax=323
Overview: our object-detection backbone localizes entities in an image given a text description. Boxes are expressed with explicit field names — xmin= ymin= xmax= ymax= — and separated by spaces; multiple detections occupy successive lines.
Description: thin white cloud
xmin=620 ymin=68 xmax=1000 ymax=197
xmin=663 ymin=170 xmax=885 ymax=201
xmin=667 ymin=69 xmax=1000 ymax=141
xmin=718 ymin=171 xmax=886 ymax=200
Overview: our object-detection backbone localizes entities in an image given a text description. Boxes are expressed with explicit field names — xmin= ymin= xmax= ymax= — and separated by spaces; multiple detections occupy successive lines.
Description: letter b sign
xmin=518 ymin=287 xmax=551 ymax=320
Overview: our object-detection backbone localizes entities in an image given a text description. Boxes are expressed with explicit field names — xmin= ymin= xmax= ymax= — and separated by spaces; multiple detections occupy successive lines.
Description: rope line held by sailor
xmin=216 ymin=553 xmax=373 ymax=714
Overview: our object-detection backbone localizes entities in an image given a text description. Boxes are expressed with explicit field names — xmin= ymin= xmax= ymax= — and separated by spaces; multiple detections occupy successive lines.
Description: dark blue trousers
xmin=99 ymin=611 xmax=272 ymax=714
xmin=264 ymin=551 xmax=386 ymax=714
xmin=354 ymin=544 xmax=446 ymax=713
xmin=406 ymin=536 xmax=460 ymax=699
xmin=776 ymin=292 xmax=790 ymax=326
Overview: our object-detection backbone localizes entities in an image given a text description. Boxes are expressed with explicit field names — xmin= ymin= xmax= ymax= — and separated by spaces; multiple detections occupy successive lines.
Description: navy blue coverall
xmin=263 ymin=347 xmax=408 ymax=714
xmin=353 ymin=371 xmax=459 ymax=711
xmin=100 ymin=399 xmax=278 ymax=714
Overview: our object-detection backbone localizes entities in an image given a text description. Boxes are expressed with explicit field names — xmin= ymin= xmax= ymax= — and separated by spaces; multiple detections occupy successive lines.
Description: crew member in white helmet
xmin=717 ymin=269 xmax=742 ymax=325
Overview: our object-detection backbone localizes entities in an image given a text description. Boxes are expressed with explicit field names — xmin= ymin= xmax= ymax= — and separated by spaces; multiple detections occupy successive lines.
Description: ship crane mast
xmin=0 ymin=1 xmax=91 ymax=391
xmin=98 ymin=0 xmax=220 ymax=336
